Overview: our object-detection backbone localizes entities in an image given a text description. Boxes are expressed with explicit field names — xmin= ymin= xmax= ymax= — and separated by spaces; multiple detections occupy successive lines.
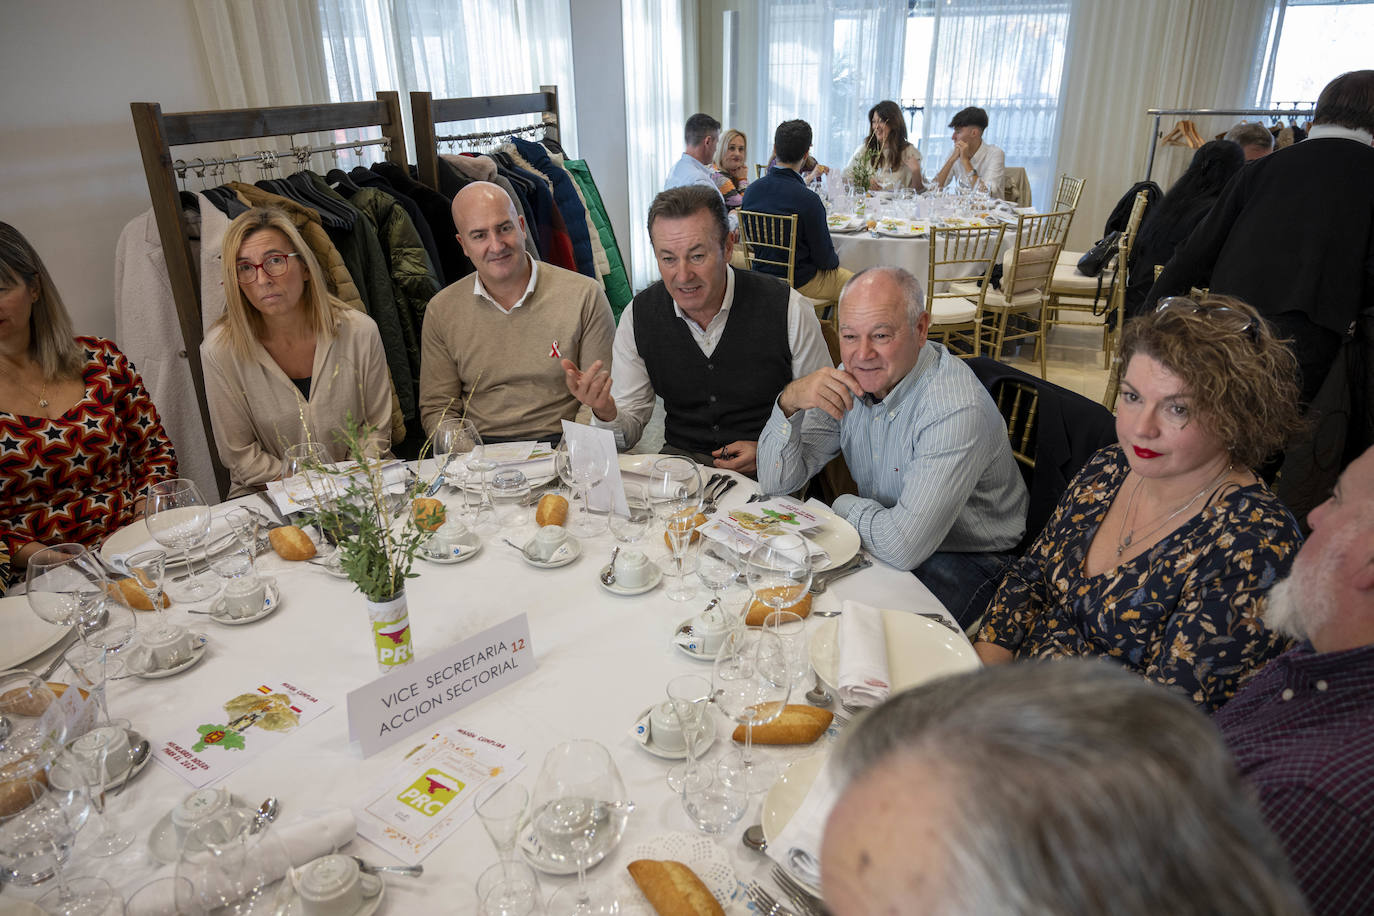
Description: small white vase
xmin=365 ymin=591 xmax=414 ymax=672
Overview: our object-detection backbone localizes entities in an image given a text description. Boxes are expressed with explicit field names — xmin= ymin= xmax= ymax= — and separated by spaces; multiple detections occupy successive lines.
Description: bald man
xmin=419 ymin=181 xmax=615 ymax=441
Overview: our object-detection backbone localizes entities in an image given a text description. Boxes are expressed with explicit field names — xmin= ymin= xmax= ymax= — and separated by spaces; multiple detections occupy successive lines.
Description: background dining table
xmin=7 ymin=461 xmax=958 ymax=912
xmin=830 ymin=220 xmax=1018 ymax=283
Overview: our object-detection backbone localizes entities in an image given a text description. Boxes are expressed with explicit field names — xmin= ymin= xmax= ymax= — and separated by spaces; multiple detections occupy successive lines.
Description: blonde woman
xmin=711 ymin=128 xmax=750 ymax=208
xmin=203 ymin=207 xmax=391 ymax=494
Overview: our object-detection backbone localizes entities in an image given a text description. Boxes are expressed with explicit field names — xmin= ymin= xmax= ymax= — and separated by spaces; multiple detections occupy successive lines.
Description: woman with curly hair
xmin=974 ymin=295 xmax=1305 ymax=711
xmin=843 ymin=100 xmax=924 ymax=192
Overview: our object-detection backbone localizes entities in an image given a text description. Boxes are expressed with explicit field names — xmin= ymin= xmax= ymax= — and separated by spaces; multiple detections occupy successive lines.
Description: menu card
xmin=354 ymin=726 xmax=525 ymax=865
xmin=561 ymin=420 xmax=629 ymax=515
xmin=698 ymin=496 xmax=824 ymax=554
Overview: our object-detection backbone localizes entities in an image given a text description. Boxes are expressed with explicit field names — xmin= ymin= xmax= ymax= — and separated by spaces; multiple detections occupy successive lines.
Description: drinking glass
xmin=146 ymin=478 xmax=218 ymax=602
xmin=0 ymin=671 xmax=66 ymax=783
xmin=680 ymin=769 xmax=748 ymax=837
xmin=664 ymin=674 xmax=712 ymax=795
xmin=0 ymin=759 xmax=88 ymax=887
xmin=763 ymin=611 xmax=811 ymax=693
xmin=697 ymin=540 xmax=744 ymax=618
xmin=176 ymin=807 xmax=290 ymax=915
xmin=64 ymin=731 xmax=135 ymax=857
xmin=650 ymin=458 xmax=703 ymax=602
xmin=555 ymin=439 xmax=611 ymax=538
xmin=530 ymin=740 xmax=630 ymax=916
xmin=454 ymin=424 xmax=499 ymax=535
xmin=434 ymin=418 xmax=478 ymax=515
xmin=474 ymin=780 xmax=530 ymax=863
xmin=746 ymin=534 xmax=812 ymax=619
xmin=478 ymin=860 xmax=544 ymax=916
xmin=37 ymin=876 xmax=123 ymax=916
xmin=26 ymin=544 xmax=107 ymax=650
xmin=712 ymin=628 xmax=791 ymax=794
xmin=225 ymin=508 xmax=261 ymax=567
xmin=125 ymin=549 xmax=178 ymax=642
xmin=62 ymin=643 xmax=113 ymax=725
xmin=608 ymin=482 xmax=651 ymax=546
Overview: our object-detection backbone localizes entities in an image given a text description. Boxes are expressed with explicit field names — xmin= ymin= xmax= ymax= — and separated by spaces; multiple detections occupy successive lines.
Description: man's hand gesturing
xmin=561 ymin=358 xmax=617 ymax=421
xmin=778 ymin=368 xmax=865 ymax=421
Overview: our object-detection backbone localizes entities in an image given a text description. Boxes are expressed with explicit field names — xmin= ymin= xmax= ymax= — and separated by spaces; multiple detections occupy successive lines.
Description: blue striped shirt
xmin=757 ymin=343 xmax=1027 ymax=569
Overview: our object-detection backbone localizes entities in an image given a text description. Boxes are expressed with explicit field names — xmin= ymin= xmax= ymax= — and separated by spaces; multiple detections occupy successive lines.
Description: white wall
xmin=0 ymin=0 xmax=216 ymax=338
xmin=569 ymin=0 xmax=631 ymax=276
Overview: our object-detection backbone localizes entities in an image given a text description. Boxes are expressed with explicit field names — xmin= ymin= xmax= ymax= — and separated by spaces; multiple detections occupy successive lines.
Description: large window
xmin=1256 ymin=0 xmax=1374 ymax=107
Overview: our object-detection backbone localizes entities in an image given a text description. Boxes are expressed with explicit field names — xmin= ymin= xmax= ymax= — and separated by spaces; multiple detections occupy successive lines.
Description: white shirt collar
xmin=671 ymin=265 xmax=736 ymax=333
xmin=1308 ymin=124 xmax=1374 ymax=145
xmin=472 ymin=253 xmax=540 ymax=312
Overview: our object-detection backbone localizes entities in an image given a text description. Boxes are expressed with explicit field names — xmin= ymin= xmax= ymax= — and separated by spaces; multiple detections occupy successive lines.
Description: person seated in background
xmin=843 ymin=100 xmax=924 ymax=192
xmin=420 ymin=182 xmax=615 ymax=443
xmin=711 ymin=128 xmax=750 ymax=209
xmin=664 ymin=113 xmax=724 ymax=196
xmin=822 ymin=661 xmax=1309 ymax=916
xmin=768 ymin=152 xmax=829 ymax=185
xmin=1213 ymin=444 xmax=1374 ymax=915
xmin=741 ymin=120 xmax=853 ymax=306
xmin=1124 ymin=140 xmax=1243 ymax=318
xmin=1226 ymin=120 xmax=1276 ymax=161
xmin=934 ymin=106 xmax=1005 ymax=198
xmin=561 ymin=186 xmax=830 ymax=475
xmin=0 ymin=222 xmax=178 ymax=590
xmin=757 ymin=267 xmax=1027 ymax=627
xmin=203 ymin=207 xmax=392 ymax=495
xmin=975 ymin=296 xmax=1303 ymax=711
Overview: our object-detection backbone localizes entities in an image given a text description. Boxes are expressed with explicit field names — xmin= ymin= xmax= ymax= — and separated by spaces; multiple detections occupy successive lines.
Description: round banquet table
xmin=10 ymin=463 xmax=957 ymax=912
xmin=829 ymin=221 xmax=1017 ymax=282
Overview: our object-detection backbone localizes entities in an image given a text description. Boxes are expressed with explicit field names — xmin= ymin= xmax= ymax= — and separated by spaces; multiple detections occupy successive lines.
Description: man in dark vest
xmin=562 ymin=186 xmax=831 ymax=474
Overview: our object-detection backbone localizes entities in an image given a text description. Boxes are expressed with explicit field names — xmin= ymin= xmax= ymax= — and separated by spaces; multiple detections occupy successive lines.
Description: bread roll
xmin=662 ymin=512 xmax=708 ymax=549
xmin=732 ymin=704 xmax=833 ymax=745
xmin=0 ymin=687 xmax=52 ymax=718
xmin=269 ymin=525 xmax=317 ymax=561
xmin=116 ymin=575 xmax=170 ymax=610
xmin=0 ymin=759 xmax=45 ymax=818
xmin=536 ymin=493 xmax=569 ymax=527
xmin=412 ymin=497 xmax=446 ymax=532
xmin=744 ymin=590 xmax=812 ymax=626
xmin=46 ymin=682 xmax=89 ymax=702
xmin=627 ymin=859 xmax=724 ymax=916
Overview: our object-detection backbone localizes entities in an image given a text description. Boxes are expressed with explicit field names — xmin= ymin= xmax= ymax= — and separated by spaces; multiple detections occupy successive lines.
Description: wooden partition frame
xmin=410 ymin=85 xmax=561 ymax=191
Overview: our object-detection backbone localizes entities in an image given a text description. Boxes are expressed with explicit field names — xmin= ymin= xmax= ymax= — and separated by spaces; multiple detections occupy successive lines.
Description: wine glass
xmin=433 ymin=417 xmax=474 ymax=498
xmin=697 ymin=540 xmax=744 ymax=618
xmin=555 ymin=439 xmax=611 ymax=538
xmin=650 ymin=458 xmax=703 ymax=602
xmin=608 ymin=481 xmax=651 ymax=546
xmin=530 ymin=740 xmax=630 ymax=916
xmin=176 ymin=807 xmax=289 ymax=915
xmin=60 ymin=732 xmax=134 ymax=857
xmin=145 ymin=479 xmax=218 ymax=602
xmin=712 ymin=627 xmax=792 ymax=794
xmin=125 ymin=549 xmax=178 ymax=642
xmin=0 ymin=672 xmax=66 ymax=788
xmin=0 ymin=743 xmax=88 ymax=888
xmin=37 ymin=875 xmax=122 ymax=916
xmin=225 ymin=508 xmax=261 ymax=568
xmin=746 ymin=534 xmax=812 ymax=619
xmin=454 ymin=425 xmax=500 ymax=536
xmin=26 ymin=544 xmax=107 ymax=651
xmin=478 ymin=860 xmax=544 ymax=916
xmin=474 ymin=780 xmax=529 ymax=864
xmin=664 ymin=674 xmax=712 ymax=795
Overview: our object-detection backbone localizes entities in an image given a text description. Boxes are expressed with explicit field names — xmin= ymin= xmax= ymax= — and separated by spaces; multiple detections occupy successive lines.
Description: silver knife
xmin=256 ymin=491 xmax=288 ymax=525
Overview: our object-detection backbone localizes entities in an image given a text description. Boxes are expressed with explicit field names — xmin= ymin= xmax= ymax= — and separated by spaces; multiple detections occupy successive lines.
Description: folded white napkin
xmin=137 ymin=809 xmax=357 ymax=915
xmin=837 ymin=600 xmax=891 ymax=707
xmin=766 ymin=754 xmax=841 ymax=889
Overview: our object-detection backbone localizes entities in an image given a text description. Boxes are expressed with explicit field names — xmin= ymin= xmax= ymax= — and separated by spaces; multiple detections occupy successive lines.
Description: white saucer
xmin=277 ymin=871 xmax=385 ymax=916
xmin=49 ymin=727 xmax=150 ymax=794
xmin=521 ymin=536 xmax=581 ymax=569
xmin=671 ymin=618 xmax=723 ymax=663
xmin=308 ymin=550 xmax=351 ymax=579
xmin=128 ymin=633 xmax=208 ymax=679
xmin=599 ymin=564 xmax=662 ymax=596
xmin=420 ymin=530 xmax=482 ymax=564
xmin=632 ymin=705 xmax=718 ymax=760
xmin=208 ymin=579 xmax=281 ymax=626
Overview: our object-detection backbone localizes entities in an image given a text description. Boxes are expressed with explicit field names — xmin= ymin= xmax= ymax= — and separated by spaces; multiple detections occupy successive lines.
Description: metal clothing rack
xmin=170 ymin=136 xmax=394 ymax=185
xmin=1144 ymin=104 xmax=1314 ymax=179
xmin=129 ymin=93 xmax=409 ymax=497
xmin=410 ymin=86 xmax=562 ymax=191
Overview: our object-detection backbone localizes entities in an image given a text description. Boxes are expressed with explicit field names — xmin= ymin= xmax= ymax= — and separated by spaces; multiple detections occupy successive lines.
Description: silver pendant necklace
xmin=1116 ymin=464 xmax=1233 ymax=557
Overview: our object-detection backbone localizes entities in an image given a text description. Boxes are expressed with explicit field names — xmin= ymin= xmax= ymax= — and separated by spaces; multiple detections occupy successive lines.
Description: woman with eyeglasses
xmin=0 ymin=222 xmax=178 ymax=591
xmin=843 ymin=100 xmax=924 ymax=192
xmin=202 ymin=207 xmax=391 ymax=495
xmin=974 ymin=295 xmax=1304 ymax=711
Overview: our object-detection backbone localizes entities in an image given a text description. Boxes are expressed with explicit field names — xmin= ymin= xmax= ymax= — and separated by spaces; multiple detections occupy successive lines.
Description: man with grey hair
xmin=757 ymin=266 xmax=1026 ymax=628
xmin=821 ymin=661 xmax=1308 ymax=915
xmin=1213 ymin=443 xmax=1374 ymax=914
xmin=1226 ymin=120 xmax=1276 ymax=160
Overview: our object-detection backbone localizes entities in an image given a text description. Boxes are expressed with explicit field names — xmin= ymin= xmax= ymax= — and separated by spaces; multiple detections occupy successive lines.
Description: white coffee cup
xmin=530 ymin=525 xmax=567 ymax=561
xmin=170 ymin=788 xmax=237 ymax=852
xmin=648 ymin=701 xmax=685 ymax=752
xmin=221 ymin=577 xmax=266 ymax=618
xmin=427 ymin=519 xmax=471 ymax=558
xmin=295 ymin=854 xmax=380 ymax=916
xmin=141 ymin=625 xmax=198 ymax=669
xmin=613 ymin=549 xmax=652 ymax=588
xmin=694 ymin=609 xmax=731 ymax=656
xmin=70 ymin=723 xmax=132 ymax=783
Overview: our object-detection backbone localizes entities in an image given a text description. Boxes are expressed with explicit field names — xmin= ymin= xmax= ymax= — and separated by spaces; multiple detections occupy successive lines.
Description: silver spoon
xmin=742 ymin=823 xmax=767 ymax=853
xmin=350 ymin=855 xmax=423 ymax=878
xmin=805 ymin=673 xmax=832 ymax=707
xmin=599 ymin=547 xmax=620 ymax=586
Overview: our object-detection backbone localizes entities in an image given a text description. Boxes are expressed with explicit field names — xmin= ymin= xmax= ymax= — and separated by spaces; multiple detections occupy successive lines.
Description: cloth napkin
xmin=837 ymin=600 xmax=891 ymax=707
xmin=135 ymin=809 xmax=357 ymax=915
xmin=765 ymin=754 xmax=842 ymax=890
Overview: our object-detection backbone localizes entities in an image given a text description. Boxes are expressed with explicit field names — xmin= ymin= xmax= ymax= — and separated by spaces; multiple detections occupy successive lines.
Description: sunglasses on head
xmin=1154 ymin=297 xmax=1260 ymax=343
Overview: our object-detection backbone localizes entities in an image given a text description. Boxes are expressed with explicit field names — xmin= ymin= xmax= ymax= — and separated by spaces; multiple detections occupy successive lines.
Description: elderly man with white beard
xmin=1212 ymin=443 xmax=1374 ymax=916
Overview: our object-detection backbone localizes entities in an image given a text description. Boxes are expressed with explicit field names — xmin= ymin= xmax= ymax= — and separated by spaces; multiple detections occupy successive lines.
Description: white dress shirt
xmin=594 ymin=267 xmax=833 ymax=449
xmin=951 ymin=142 xmax=1006 ymax=198
xmin=664 ymin=153 xmax=721 ymax=195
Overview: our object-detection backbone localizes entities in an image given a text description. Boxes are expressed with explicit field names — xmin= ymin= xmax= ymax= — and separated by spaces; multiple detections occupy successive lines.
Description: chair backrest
xmin=737 ymin=210 xmax=798 ymax=288
xmin=994 ymin=377 xmax=1039 ymax=469
xmin=1053 ymin=174 xmax=1086 ymax=212
xmin=754 ymin=163 xmax=767 ymax=178
xmin=1000 ymin=209 xmax=1073 ymax=300
xmin=1002 ymin=167 xmax=1032 ymax=207
xmin=927 ymin=224 xmax=1007 ymax=315
xmin=1103 ymin=190 xmax=1152 ymax=409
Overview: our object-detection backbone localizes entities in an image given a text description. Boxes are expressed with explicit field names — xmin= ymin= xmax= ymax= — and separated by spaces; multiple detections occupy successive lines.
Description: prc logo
xmin=397 ymin=767 xmax=465 ymax=817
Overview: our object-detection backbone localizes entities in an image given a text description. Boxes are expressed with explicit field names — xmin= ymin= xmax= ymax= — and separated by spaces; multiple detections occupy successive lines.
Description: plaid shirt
xmin=1213 ymin=643 xmax=1374 ymax=915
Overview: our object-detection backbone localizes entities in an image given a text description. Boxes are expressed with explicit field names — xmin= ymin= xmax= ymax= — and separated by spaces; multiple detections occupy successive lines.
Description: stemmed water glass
xmin=746 ymin=534 xmax=812 ymax=620
xmin=712 ymin=627 xmax=792 ymax=794
xmin=434 ymin=418 xmax=478 ymax=519
xmin=764 ymin=610 xmax=812 ymax=697
xmin=530 ymin=740 xmax=630 ymax=916
xmin=555 ymin=438 xmax=611 ymax=537
xmin=26 ymin=545 xmax=107 ymax=652
xmin=608 ymin=481 xmax=651 ymax=548
xmin=126 ymin=549 xmax=176 ymax=642
xmin=453 ymin=422 xmax=500 ymax=535
xmin=225 ymin=508 xmax=261 ymax=568
xmin=664 ymin=674 xmax=712 ymax=795
xmin=60 ymin=736 xmax=134 ymax=857
xmin=698 ymin=540 xmax=744 ymax=620
xmin=146 ymin=478 xmax=218 ymax=602
xmin=0 ymin=779 xmax=89 ymax=892
xmin=478 ymin=860 xmax=545 ymax=916
xmin=474 ymin=780 xmax=530 ymax=864
xmin=649 ymin=458 xmax=703 ymax=602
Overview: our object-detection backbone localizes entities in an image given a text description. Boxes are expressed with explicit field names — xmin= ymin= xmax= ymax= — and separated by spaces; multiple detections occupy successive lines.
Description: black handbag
xmin=1077 ymin=230 xmax=1121 ymax=277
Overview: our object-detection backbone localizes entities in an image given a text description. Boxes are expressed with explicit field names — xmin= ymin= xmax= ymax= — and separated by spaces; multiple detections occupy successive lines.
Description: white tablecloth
xmin=15 ymin=467 xmax=956 ymax=911
xmin=831 ymin=225 xmax=1017 ymax=285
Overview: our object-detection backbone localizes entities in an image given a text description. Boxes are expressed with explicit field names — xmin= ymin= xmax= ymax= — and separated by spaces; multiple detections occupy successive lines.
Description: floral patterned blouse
xmin=0 ymin=337 xmax=178 ymax=589
xmin=978 ymin=446 xmax=1298 ymax=712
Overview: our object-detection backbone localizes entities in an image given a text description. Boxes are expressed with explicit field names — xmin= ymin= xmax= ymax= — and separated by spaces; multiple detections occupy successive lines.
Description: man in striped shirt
xmin=757 ymin=266 xmax=1027 ymax=628
xmin=1213 ymin=444 xmax=1374 ymax=915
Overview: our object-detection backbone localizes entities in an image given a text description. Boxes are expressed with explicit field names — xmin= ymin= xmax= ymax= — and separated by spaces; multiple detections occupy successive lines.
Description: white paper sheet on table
xmin=698 ymin=496 xmax=831 ymax=565
xmin=355 ymin=725 xmax=525 ymax=865
xmin=837 ymin=600 xmax=891 ymax=707
xmin=562 ymin=420 xmax=629 ymax=515
xmin=766 ymin=754 xmax=842 ymax=888
xmin=266 ymin=459 xmax=409 ymax=514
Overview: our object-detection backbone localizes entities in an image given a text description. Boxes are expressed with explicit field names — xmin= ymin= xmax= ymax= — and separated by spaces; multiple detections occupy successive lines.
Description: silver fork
xmin=772 ymin=866 xmax=827 ymax=916
xmin=747 ymin=882 xmax=793 ymax=916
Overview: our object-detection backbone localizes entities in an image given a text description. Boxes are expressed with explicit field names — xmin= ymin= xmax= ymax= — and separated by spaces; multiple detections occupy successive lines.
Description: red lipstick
xmin=1133 ymin=446 xmax=1161 ymax=459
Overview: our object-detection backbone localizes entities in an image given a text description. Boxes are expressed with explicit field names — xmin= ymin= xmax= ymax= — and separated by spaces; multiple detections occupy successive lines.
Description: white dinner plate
xmin=617 ymin=453 xmax=669 ymax=477
xmin=875 ymin=220 xmax=923 ymax=238
xmin=101 ymin=509 xmax=232 ymax=571
xmin=632 ymin=705 xmax=718 ymax=760
xmin=798 ymin=506 xmax=861 ymax=572
xmin=826 ymin=215 xmax=863 ymax=233
xmin=809 ymin=608 xmax=979 ymax=693
xmin=0 ymin=595 xmax=72 ymax=669
xmin=760 ymin=753 xmax=828 ymax=897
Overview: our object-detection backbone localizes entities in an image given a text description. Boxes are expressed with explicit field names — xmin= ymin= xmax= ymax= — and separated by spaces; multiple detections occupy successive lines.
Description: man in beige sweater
xmin=420 ymin=182 xmax=616 ymax=441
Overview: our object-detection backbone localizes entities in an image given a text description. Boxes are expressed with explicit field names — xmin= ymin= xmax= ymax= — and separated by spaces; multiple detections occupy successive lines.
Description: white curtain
xmin=756 ymin=0 xmax=907 ymax=183
xmin=622 ymin=0 xmax=697 ymax=291
xmin=1055 ymin=0 xmax=1276 ymax=251
xmin=919 ymin=0 xmax=1073 ymax=209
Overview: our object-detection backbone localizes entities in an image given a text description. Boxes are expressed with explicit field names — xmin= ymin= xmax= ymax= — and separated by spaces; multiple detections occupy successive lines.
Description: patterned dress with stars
xmin=0 ymin=337 xmax=178 ymax=589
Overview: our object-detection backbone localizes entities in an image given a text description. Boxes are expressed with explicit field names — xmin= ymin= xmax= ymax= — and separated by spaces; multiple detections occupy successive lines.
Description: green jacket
xmin=564 ymin=160 xmax=633 ymax=318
